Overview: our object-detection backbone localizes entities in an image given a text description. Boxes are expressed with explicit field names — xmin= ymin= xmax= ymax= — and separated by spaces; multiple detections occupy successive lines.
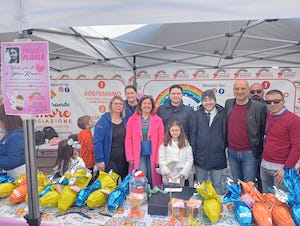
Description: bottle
xmin=128 ymin=170 xmax=148 ymax=221
xmin=129 ymin=170 xmax=148 ymax=194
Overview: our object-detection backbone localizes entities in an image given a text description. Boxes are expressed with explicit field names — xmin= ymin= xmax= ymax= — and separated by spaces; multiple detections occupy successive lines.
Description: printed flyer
xmin=1 ymin=41 xmax=50 ymax=115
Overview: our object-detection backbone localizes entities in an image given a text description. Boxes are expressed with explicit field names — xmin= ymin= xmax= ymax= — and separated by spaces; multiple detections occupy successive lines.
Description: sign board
xmin=1 ymin=41 xmax=50 ymax=115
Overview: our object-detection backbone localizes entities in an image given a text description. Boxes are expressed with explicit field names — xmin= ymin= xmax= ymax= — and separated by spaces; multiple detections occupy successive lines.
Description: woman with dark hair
xmin=124 ymin=85 xmax=139 ymax=123
xmin=125 ymin=95 xmax=164 ymax=187
xmin=0 ymin=104 xmax=25 ymax=178
xmin=7 ymin=47 xmax=20 ymax=64
xmin=94 ymin=95 xmax=128 ymax=180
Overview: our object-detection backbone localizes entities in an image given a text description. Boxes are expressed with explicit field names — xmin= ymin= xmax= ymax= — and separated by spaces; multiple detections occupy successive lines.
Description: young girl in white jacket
xmin=158 ymin=121 xmax=193 ymax=186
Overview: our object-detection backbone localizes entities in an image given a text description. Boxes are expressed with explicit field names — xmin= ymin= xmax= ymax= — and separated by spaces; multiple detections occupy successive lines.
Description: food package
xmin=57 ymin=185 xmax=78 ymax=212
xmin=168 ymin=198 xmax=185 ymax=225
xmin=75 ymin=179 xmax=101 ymax=207
xmin=197 ymin=181 xmax=222 ymax=223
xmin=252 ymin=201 xmax=272 ymax=226
xmin=39 ymin=190 xmax=60 ymax=208
xmin=203 ymin=198 xmax=222 ymax=223
xmin=70 ymin=169 xmax=92 ymax=188
xmin=86 ymin=189 xmax=108 ymax=208
xmin=0 ymin=182 xmax=15 ymax=198
xmin=271 ymin=204 xmax=295 ymax=226
xmin=97 ymin=171 xmax=118 ymax=190
xmin=9 ymin=180 xmax=27 ymax=205
xmin=233 ymin=201 xmax=252 ymax=226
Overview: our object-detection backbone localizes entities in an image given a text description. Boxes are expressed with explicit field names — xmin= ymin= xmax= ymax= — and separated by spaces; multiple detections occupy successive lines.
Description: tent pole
xmin=133 ymin=56 xmax=137 ymax=88
xmin=23 ymin=118 xmax=41 ymax=226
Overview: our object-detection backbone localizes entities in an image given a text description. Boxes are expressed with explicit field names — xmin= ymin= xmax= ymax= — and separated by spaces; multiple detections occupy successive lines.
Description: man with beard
xmin=248 ymin=83 xmax=265 ymax=103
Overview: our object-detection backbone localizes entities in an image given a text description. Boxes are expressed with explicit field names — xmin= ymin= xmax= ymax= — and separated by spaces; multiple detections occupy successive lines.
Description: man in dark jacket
xmin=194 ymin=89 xmax=226 ymax=194
xmin=225 ymin=80 xmax=266 ymax=183
xmin=157 ymin=84 xmax=197 ymax=151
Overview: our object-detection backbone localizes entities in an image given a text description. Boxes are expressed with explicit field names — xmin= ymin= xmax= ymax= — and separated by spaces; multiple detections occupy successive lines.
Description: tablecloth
xmin=0 ymin=197 xmax=239 ymax=226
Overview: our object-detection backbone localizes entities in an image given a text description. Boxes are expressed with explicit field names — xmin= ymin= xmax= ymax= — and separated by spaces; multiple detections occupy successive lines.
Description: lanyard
xmin=264 ymin=109 xmax=287 ymax=142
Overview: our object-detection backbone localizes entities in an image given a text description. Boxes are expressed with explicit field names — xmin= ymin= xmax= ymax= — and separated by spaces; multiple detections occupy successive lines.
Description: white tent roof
xmin=1 ymin=0 xmax=300 ymax=33
xmin=1 ymin=1 xmax=300 ymax=72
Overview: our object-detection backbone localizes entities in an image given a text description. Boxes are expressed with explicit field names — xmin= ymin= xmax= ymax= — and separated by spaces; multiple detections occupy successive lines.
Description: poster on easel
xmin=1 ymin=41 xmax=50 ymax=115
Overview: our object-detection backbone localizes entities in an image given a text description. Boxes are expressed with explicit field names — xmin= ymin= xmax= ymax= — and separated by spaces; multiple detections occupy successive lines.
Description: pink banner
xmin=1 ymin=41 xmax=50 ymax=115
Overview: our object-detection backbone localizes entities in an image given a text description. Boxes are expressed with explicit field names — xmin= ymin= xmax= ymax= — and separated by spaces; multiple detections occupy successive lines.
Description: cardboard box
xmin=148 ymin=186 xmax=195 ymax=216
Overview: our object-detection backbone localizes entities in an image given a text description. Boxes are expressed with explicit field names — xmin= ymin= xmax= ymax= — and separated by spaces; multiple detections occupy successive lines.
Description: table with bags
xmin=0 ymin=168 xmax=298 ymax=225
xmin=0 ymin=170 xmax=239 ymax=226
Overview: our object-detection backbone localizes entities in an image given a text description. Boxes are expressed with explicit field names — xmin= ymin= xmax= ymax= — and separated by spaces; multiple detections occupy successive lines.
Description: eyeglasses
xmin=265 ymin=99 xmax=283 ymax=105
xmin=250 ymin=89 xmax=262 ymax=94
xmin=112 ymin=102 xmax=123 ymax=106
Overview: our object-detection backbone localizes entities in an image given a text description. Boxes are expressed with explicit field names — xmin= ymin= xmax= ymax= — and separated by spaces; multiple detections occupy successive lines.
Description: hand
xmin=128 ymin=160 xmax=134 ymax=166
xmin=97 ymin=162 xmax=105 ymax=171
xmin=167 ymin=173 xmax=172 ymax=180
xmin=178 ymin=174 xmax=184 ymax=180
xmin=275 ymin=168 xmax=284 ymax=185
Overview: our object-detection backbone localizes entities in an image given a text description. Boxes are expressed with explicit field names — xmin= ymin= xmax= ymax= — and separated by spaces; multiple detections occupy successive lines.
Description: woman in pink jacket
xmin=125 ymin=95 xmax=164 ymax=187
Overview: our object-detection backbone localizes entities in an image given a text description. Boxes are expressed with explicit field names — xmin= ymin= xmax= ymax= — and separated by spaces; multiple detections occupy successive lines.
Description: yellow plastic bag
xmin=196 ymin=181 xmax=221 ymax=203
xmin=0 ymin=182 xmax=15 ymax=198
xmin=86 ymin=189 xmax=108 ymax=208
xmin=37 ymin=171 xmax=47 ymax=186
xmin=203 ymin=199 xmax=222 ymax=223
xmin=196 ymin=181 xmax=222 ymax=223
xmin=70 ymin=169 xmax=92 ymax=188
xmin=40 ymin=190 xmax=60 ymax=208
xmin=97 ymin=171 xmax=118 ymax=191
xmin=57 ymin=185 xmax=78 ymax=212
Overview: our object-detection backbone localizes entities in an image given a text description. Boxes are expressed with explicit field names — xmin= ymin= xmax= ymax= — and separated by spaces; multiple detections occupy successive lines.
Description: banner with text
xmin=1 ymin=41 xmax=50 ymax=115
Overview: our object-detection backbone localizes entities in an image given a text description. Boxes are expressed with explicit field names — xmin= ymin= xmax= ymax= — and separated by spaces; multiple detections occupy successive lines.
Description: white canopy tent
xmin=1 ymin=1 xmax=300 ymax=75
xmin=1 ymin=2 xmax=300 ymax=225
xmin=1 ymin=0 xmax=300 ymax=33
xmin=1 ymin=18 xmax=300 ymax=75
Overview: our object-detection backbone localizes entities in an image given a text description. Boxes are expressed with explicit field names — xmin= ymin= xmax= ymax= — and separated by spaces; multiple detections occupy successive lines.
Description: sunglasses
xmin=250 ymin=89 xmax=262 ymax=94
xmin=265 ymin=99 xmax=283 ymax=105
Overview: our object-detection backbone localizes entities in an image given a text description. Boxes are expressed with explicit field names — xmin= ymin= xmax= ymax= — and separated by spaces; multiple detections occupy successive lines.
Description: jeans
xmin=260 ymin=166 xmax=288 ymax=193
xmin=140 ymin=156 xmax=152 ymax=186
xmin=195 ymin=165 xmax=223 ymax=194
xmin=227 ymin=149 xmax=258 ymax=183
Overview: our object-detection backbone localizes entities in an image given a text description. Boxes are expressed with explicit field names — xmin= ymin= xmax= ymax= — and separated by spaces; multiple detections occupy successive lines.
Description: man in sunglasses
xmin=248 ymin=83 xmax=266 ymax=192
xmin=248 ymin=83 xmax=265 ymax=103
xmin=260 ymin=89 xmax=300 ymax=193
xmin=225 ymin=80 xmax=267 ymax=185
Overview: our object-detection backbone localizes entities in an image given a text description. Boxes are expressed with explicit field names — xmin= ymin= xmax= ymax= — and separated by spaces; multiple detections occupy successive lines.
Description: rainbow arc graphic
xmin=155 ymin=84 xmax=202 ymax=106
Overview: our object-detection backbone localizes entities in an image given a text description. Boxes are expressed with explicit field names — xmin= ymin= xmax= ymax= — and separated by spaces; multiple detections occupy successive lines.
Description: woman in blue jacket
xmin=94 ymin=95 xmax=128 ymax=179
xmin=0 ymin=104 xmax=25 ymax=178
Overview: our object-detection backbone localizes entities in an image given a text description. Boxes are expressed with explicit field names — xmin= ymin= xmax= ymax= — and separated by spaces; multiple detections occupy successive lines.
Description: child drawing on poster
xmin=6 ymin=92 xmax=24 ymax=111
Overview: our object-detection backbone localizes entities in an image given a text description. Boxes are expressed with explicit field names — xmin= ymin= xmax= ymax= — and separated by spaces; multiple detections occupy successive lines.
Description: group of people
xmin=0 ymin=80 xmax=299 ymax=195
